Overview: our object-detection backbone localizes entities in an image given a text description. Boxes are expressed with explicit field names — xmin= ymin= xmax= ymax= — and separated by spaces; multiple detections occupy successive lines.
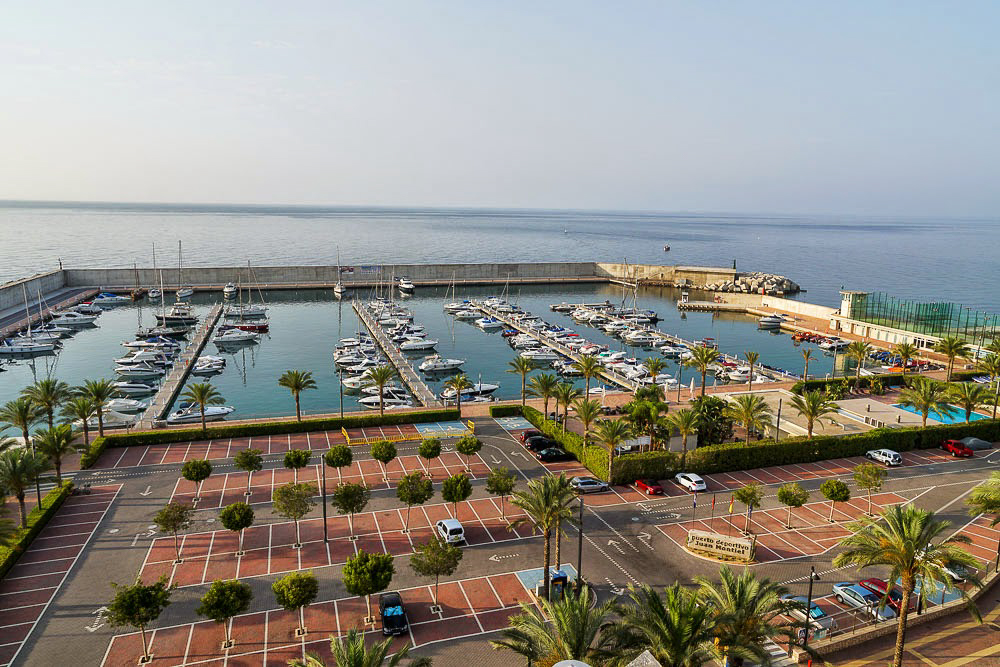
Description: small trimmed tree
xmin=181 ymin=459 xmax=213 ymax=502
xmin=410 ymin=536 xmax=463 ymax=607
xmin=324 ymin=445 xmax=352 ymax=483
xmin=370 ymin=440 xmax=397 ymax=481
xmin=154 ymin=501 xmax=194 ymax=563
xmin=343 ymin=550 xmax=395 ymax=623
xmin=273 ymin=482 xmax=317 ymax=548
xmin=820 ymin=479 xmax=851 ymax=522
xmin=442 ymin=473 xmax=473 ymax=516
xmin=455 ymin=434 xmax=482 ymax=472
xmin=233 ymin=448 xmax=263 ymax=496
xmin=418 ymin=437 xmax=441 ymax=478
xmin=733 ymin=483 xmax=763 ymax=534
xmin=396 ymin=472 xmax=434 ymax=532
xmin=330 ymin=482 xmax=371 ymax=538
xmin=485 ymin=466 xmax=516 ymax=520
xmin=272 ymin=570 xmax=319 ymax=636
xmin=106 ymin=576 xmax=174 ymax=664
xmin=284 ymin=448 xmax=312 ymax=484
xmin=853 ymin=462 xmax=888 ymax=516
xmin=219 ymin=502 xmax=255 ymax=555
xmin=196 ymin=579 xmax=253 ymax=648
xmin=776 ymin=482 xmax=809 ymax=529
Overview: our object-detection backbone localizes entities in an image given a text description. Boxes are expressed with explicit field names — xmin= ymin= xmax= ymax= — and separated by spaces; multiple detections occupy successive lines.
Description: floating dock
xmin=352 ymin=302 xmax=439 ymax=407
xmin=139 ymin=303 xmax=224 ymax=429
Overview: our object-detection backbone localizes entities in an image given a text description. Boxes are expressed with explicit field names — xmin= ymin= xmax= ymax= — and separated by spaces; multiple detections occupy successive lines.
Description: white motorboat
xmin=399 ymin=338 xmax=438 ymax=352
xmin=758 ymin=315 xmax=784 ymax=329
xmin=112 ymin=381 xmax=157 ymax=396
xmin=155 ymin=302 xmax=198 ymax=326
xmin=727 ymin=366 xmax=752 ymax=383
xmin=124 ymin=336 xmax=181 ymax=350
xmin=175 ymin=287 xmax=194 ymax=299
xmin=167 ymin=402 xmax=235 ymax=424
xmin=335 ymin=352 xmax=378 ymax=368
xmin=13 ymin=330 xmax=62 ymax=344
xmin=398 ymin=277 xmax=415 ymax=293
xmin=74 ymin=302 xmax=103 ymax=315
xmin=115 ymin=363 xmax=166 ymax=379
xmin=225 ymin=304 xmax=268 ymax=320
xmin=191 ymin=360 xmax=225 ymax=376
xmin=475 ymin=317 xmax=504 ymax=330
xmin=148 ymin=288 xmax=162 ymax=300
xmin=624 ymin=330 xmax=659 ymax=345
xmin=346 ymin=358 xmax=383 ymax=374
xmin=453 ymin=309 xmax=479 ymax=321
xmin=138 ymin=324 xmax=192 ymax=338
xmin=819 ymin=338 xmax=850 ymax=351
xmin=336 ymin=335 xmax=371 ymax=348
xmin=636 ymin=373 xmax=678 ymax=388
xmin=214 ymin=329 xmax=260 ymax=344
xmin=440 ymin=382 xmax=499 ymax=400
xmin=596 ymin=350 xmax=628 ymax=363
xmin=91 ymin=292 xmax=132 ymax=306
xmin=360 ymin=383 xmax=404 ymax=397
xmin=115 ymin=351 xmax=172 ymax=367
xmin=520 ymin=349 xmax=561 ymax=363
xmin=444 ymin=300 xmax=471 ymax=313
xmin=341 ymin=371 xmax=377 ymax=390
xmin=554 ymin=360 xmax=582 ymax=376
xmin=223 ymin=282 xmax=238 ymax=299
xmin=106 ymin=398 xmax=148 ymax=413
xmin=49 ymin=311 xmax=98 ymax=326
xmin=33 ymin=324 xmax=72 ymax=338
xmin=550 ymin=302 xmax=575 ymax=312
xmin=0 ymin=338 xmax=57 ymax=355
xmin=418 ymin=355 xmax=465 ymax=373
xmin=76 ymin=409 xmax=138 ymax=430
xmin=359 ymin=394 xmax=413 ymax=409
xmin=659 ymin=344 xmax=686 ymax=358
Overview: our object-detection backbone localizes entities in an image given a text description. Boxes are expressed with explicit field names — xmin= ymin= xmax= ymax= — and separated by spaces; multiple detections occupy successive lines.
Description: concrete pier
xmin=0 ymin=288 xmax=98 ymax=338
xmin=139 ymin=303 xmax=224 ymax=428
xmin=351 ymin=302 xmax=439 ymax=407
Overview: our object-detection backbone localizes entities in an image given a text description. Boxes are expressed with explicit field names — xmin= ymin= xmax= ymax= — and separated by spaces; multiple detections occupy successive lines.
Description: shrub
xmin=489 ymin=404 xmax=524 ymax=418
xmin=0 ymin=482 xmax=73 ymax=580
xmin=611 ymin=451 xmax=679 ymax=485
xmin=523 ymin=405 xmax=611 ymax=480
xmin=792 ymin=374 xmax=907 ymax=395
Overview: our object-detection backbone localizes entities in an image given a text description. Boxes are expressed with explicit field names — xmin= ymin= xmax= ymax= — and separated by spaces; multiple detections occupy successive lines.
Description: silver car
xmin=570 ymin=476 xmax=610 ymax=494
xmin=832 ymin=583 xmax=896 ymax=622
xmin=865 ymin=449 xmax=902 ymax=466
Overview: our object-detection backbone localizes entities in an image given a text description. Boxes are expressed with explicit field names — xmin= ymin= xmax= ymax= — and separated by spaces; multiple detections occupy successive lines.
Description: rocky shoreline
xmin=702 ymin=272 xmax=801 ymax=296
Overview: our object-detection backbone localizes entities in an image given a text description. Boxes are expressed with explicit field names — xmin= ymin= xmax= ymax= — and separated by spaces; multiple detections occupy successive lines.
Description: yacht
xmin=115 ymin=362 xmax=166 ymax=379
xmin=453 ymin=309 xmax=479 ymax=321
xmin=74 ymin=302 xmax=103 ymax=315
xmin=359 ymin=394 xmax=414 ymax=410
xmin=345 ymin=358 xmax=383 ymax=374
xmin=398 ymin=277 xmax=415 ymax=294
xmin=220 ymin=320 xmax=269 ymax=333
xmin=418 ymin=355 xmax=465 ymax=373
xmin=0 ymin=338 xmax=57 ymax=355
xmin=191 ymin=358 xmax=225 ymax=376
xmin=92 ymin=292 xmax=132 ymax=307
xmin=148 ymin=289 xmax=162 ymax=300
xmin=475 ymin=317 xmax=504 ymax=331
xmin=76 ymin=409 xmax=138 ymax=430
xmin=727 ymin=366 xmax=752 ymax=383
xmin=440 ymin=382 xmax=499 ymax=400
xmin=112 ymin=381 xmax=157 ymax=396
xmin=520 ymin=349 xmax=560 ymax=363
xmin=137 ymin=324 xmax=192 ymax=338
xmin=399 ymin=337 xmax=438 ymax=352
xmin=13 ymin=330 xmax=62 ymax=344
xmin=106 ymin=398 xmax=148 ymax=413
xmin=549 ymin=302 xmax=575 ymax=312
xmin=818 ymin=338 xmax=850 ymax=351
xmin=553 ymin=360 xmax=583 ymax=376
xmin=624 ymin=330 xmax=659 ymax=346
xmin=225 ymin=304 xmax=268 ymax=320
xmin=658 ymin=344 xmax=687 ymax=359
xmin=341 ymin=370 xmax=377 ymax=390
xmin=115 ymin=351 xmax=172 ymax=367
xmin=167 ymin=402 xmax=235 ymax=424
xmin=335 ymin=352 xmax=379 ymax=368
xmin=123 ymin=336 xmax=181 ymax=350
xmin=444 ymin=299 xmax=471 ymax=313
xmin=360 ymin=384 xmax=404 ymax=397
xmin=154 ymin=302 xmax=198 ymax=326
xmin=758 ymin=314 xmax=784 ymax=329
xmin=214 ymin=329 xmax=260 ymax=344
xmin=223 ymin=282 xmax=238 ymax=300
xmin=49 ymin=311 xmax=98 ymax=326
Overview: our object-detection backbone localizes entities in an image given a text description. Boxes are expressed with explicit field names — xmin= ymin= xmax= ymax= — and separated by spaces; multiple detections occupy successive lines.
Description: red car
xmin=859 ymin=578 xmax=910 ymax=613
xmin=519 ymin=429 xmax=542 ymax=444
xmin=635 ymin=479 xmax=663 ymax=495
xmin=942 ymin=439 xmax=974 ymax=458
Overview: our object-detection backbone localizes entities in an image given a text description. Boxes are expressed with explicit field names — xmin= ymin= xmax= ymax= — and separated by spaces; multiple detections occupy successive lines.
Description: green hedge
xmin=79 ymin=408 xmax=460 ymax=469
xmin=791 ymin=374 xmax=907 ymax=395
xmin=522 ymin=406 xmax=611 ymax=480
xmin=611 ymin=451 xmax=679 ymax=485
xmin=0 ymin=482 xmax=73 ymax=580
xmin=489 ymin=404 xmax=524 ymax=418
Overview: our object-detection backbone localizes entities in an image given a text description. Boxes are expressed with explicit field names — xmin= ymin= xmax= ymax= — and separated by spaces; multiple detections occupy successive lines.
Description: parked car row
xmin=865 ymin=437 xmax=988 ymax=468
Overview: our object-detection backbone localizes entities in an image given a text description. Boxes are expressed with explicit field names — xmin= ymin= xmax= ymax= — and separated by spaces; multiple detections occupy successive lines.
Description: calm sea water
xmin=1 ymin=201 xmax=998 ymax=310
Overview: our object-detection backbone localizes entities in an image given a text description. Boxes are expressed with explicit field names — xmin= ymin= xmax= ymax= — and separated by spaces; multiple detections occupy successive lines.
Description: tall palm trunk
xmin=542 ymin=529 xmax=552 ymax=600
xmin=200 ymin=404 xmax=207 ymax=432
xmin=893 ymin=578 xmax=914 ymax=667
xmin=379 ymin=387 xmax=385 ymax=417
xmin=803 ymin=359 xmax=810 ymax=380
xmin=54 ymin=460 xmax=63 ymax=486
xmin=457 ymin=392 xmax=462 ymax=419
xmin=520 ymin=376 xmax=526 ymax=406
xmin=554 ymin=519 xmax=562 ymax=571
xmin=680 ymin=434 xmax=688 ymax=471
xmin=97 ymin=407 xmax=105 ymax=437
xmin=748 ymin=363 xmax=754 ymax=392
xmin=17 ymin=492 xmax=27 ymax=528
xmin=294 ymin=393 xmax=301 ymax=421
xmin=700 ymin=371 xmax=707 ymax=397
xmin=81 ymin=421 xmax=90 ymax=449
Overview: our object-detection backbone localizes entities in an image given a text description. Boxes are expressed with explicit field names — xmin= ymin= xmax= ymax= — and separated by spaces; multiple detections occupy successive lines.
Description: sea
xmin=0 ymin=201 xmax=996 ymax=424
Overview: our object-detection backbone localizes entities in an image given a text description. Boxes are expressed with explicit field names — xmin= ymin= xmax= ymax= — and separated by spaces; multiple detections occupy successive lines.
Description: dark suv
xmin=524 ymin=435 xmax=556 ymax=452
xmin=379 ymin=592 xmax=408 ymax=636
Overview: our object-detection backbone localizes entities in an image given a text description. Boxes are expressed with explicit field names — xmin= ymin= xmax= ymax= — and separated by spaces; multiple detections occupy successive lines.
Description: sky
xmin=1 ymin=1 xmax=998 ymax=216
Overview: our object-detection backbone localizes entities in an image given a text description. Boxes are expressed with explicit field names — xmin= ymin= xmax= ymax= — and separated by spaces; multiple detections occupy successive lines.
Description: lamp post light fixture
xmin=804 ymin=566 xmax=820 ymax=647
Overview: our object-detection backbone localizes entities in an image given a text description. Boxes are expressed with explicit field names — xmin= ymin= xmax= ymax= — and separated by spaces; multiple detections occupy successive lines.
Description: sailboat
xmin=224 ymin=261 xmax=268 ymax=320
xmin=0 ymin=286 xmax=58 ymax=355
xmin=443 ymin=272 xmax=468 ymax=312
xmin=175 ymin=241 xmax=193 ymax=299
xmin=148 ymin=243 xmax=161 ymax=300
xmin=334 ymin=247 xmax=349 ymax=299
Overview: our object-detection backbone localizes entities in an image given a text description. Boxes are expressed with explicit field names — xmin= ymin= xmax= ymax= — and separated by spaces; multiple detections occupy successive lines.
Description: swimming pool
xmin=892 ymin=403 xmax=988 ymax=425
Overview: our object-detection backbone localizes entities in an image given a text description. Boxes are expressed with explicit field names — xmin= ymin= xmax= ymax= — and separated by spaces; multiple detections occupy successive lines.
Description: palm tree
xmin=506 ymin=357 xmax=536 ymax=407
xmin=788 ymin=390 xmax=839 ymax=438
xmin=625 ymin=400 xmax=666 ymax=450
xmin=442 ymin=372 xmax=473 ymax=419
xmin=724 ymin=395 xmax=772 ymax=444
xmin=948 ymin=382 xmax=991 ymax=423
xmin=833 ymin=505 xmax=983 ymax=667
xmin=594 ymin=417 xmax=632 ymax=473
xmin=897 ymin=377 xmax=953 ymax=427
xmin=179 ymin=382 xmax=226 ymax=432
xmin=801 ymin=348 xmax=814 ymax=381
xmin=572 ymin=398 xmax=602 ymax=446
xmin=22 ymin=378 xmax=71 ymax=429
xmin=607 ymin=583 xmax=718 ymax=667
xmin=696 ymin=566 xmax=800 ymax=667
xmin=665 ymin=409 xmax=698 ymax=471
xmin=977 ymin=353 xmax=1000 ymax=418
xmin=491 ymin=586 xmax=615 ymax=665
xmin=0 ymin=397 xmax=42 ymax=449
xmin=934 ymin=335 xmax=970 ymax=382
xmin=277 ymin=370 xmax=317 ymax=421
xmin=509 ymin=475 xmax=564 ymax=600
xmin=744 ymin=351 xmax=759 ymax=392
xmin=642 ymin=356 xmax=668 ymax=386
xmin=289 ymin=628 xmax=428 ymax=667
xmin=32 ymin=424 xmax=81 ymax=486
xmin=554 ymin=383 xmax=583 ymax=431
xmin=61 ymin=397 xmax=97 ymax=449
xmin=0 ymin=448 xmax=51 ymax=527
xmin=550 ymin=474 xmax=579 ymax=572
xmin=526 ymin=372 xmax=560 ymax=418
xmin=892 ymin=342 xmax=919 ymax=376
xmin=76 ymin=378 xmax=117 ymax=437
xmin=967 ymin=472 xmax=1000 ymax=524
xmin=363 ymin=365 xmax=399 ymax=418
xmin=845 ymin=341 xmax=873 ymax=391
xmin=684 ymin=346 xmax=719 ymax=397
xmin=573 ymin=355 xmax=604 ymax=398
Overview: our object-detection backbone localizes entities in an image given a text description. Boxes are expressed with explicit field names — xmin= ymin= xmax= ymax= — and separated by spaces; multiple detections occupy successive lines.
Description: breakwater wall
xmin=0 ymin=270 xmax=66 ymax=313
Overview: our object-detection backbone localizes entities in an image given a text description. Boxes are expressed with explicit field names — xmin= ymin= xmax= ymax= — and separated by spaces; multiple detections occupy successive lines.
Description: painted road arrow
xmin=488 ymin=553 xmax=519 ymax=562
xmin=607 ymin=539 xmax=626 ymax=555
xmin=85 ymin=606 xmax=109 ymax=632
xmin=139 ymin=485 xmax=152 ymax=497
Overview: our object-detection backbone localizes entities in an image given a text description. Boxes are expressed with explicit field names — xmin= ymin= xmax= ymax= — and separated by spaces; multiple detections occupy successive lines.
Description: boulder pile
xmin=703 ymin=272 xmax=801 ymax=296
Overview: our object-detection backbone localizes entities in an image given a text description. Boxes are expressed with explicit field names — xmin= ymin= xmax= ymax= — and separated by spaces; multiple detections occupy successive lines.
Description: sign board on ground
xmin=686 ymin=529 xmax=754 ymax=562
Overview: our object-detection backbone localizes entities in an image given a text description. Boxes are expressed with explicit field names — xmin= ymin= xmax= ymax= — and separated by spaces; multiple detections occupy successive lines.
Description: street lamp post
xmin=321 ymin=456 xmax=328 ymax=543
xmin=338 ymin=366 xmax=344 ymax=418
xmin=577 ymin=495 xmax=585 ymax=589
xmin=804 ymin=566 xmax=820 ymax=647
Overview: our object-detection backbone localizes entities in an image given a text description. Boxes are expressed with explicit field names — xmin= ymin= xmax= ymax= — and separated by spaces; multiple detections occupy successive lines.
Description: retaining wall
xmin=596 ymin=262 xmax=737 ymax=286
xmin=0 ymin=270 xmax=66 ymax=313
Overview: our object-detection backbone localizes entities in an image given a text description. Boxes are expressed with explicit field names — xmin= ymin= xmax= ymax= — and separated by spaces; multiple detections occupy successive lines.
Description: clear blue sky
xmin=2 ymin=1 xmax=997 ymax=215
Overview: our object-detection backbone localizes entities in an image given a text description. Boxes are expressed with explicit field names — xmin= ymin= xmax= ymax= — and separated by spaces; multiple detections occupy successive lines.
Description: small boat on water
xmin=818 ymin=337 xmax=850 ymax=351
xmin=549 ymin=302 xmax=575 ymax=312
xmin=359 ymin=394 xmax=414 ymax=410
xmin=520 ymin=349 xmax=561 ymax=363
xmin=225 ymin=304 xmax=268 ymax=320
xmin=49 ymin=311 xmax=98 ymax=326
xmin=214 ymin=329 xmax=260 ymax=345
xmin=223 ymin=282 xmax=238 ymax=300
xmin=220 ymin=320 xmax=270 ymax=333
xmin=167 ymin=402 xmax=235 ymax=424
xmin=475 ymin=317 xmax=504 ymax=331
xmin=758 ymin=314 xmax=784 ymax=329
xmin=155 ymin=302 xmax=198 ymax=326
xmin=113 ymin=381 xmax=157 ymax=396
xmin=440 ymin=382 xmax=499 ymax=400
xmin=0 ymin=338 xmax=57 ymax=355
xmin=74 ymin=302 xmax=103 ymax=315
xmin=92 ymin=292 xmax=133 ymax=307
xmin=399 ymin=337 xmax=438 ymax=352
xmin=398 ymin=277 xmax=415 ymax=294
xmin=76 ymin=409 xmax=138 ymax=430
xmin=418 ymin=355 xmax=465 ymax=373
xmin=123 ymin=336 xmax=181 ymax=350
xmin=106 ymin=398 xmax=148 ymax=413
xmin=453 ymin=309 xmax=479 ymax=321
xmin=191 ymin=357 xmax=226 ymax=376
xmin=115 ymin=362 xmax=166 ymax=379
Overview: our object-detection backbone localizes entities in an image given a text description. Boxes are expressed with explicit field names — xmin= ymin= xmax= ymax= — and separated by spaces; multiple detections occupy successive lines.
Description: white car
xmin=570 ymin=477 xmax=610 ymax=494
xmin=866 ymin=449 xmax=902 ymax=466
xmin=435 ymin=519 xmax=465 ymax=545
xmin=674 ymin=472 xmax=707 ymax=492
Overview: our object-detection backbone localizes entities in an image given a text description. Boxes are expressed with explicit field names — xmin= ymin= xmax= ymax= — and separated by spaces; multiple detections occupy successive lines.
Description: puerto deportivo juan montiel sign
xmin=686 ymin=529 xmax=755 ymax=561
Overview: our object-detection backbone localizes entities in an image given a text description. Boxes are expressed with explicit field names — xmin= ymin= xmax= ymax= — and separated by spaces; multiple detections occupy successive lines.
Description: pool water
xmin=892 ymin=403 xmax=988 ymax=425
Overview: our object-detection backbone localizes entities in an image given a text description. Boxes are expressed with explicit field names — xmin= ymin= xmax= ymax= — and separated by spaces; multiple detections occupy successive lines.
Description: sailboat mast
xmin=22 ymin=285 xmax=32 ymax=336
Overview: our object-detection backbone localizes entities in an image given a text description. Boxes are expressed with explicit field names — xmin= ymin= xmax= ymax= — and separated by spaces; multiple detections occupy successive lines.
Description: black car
xmin=524 ymin=435 xmax=556 ymax=452
xmin=379 ymin=592 xmax=408 ymax=636
xmin=537 ymin=447 xmax=573 ymax=462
